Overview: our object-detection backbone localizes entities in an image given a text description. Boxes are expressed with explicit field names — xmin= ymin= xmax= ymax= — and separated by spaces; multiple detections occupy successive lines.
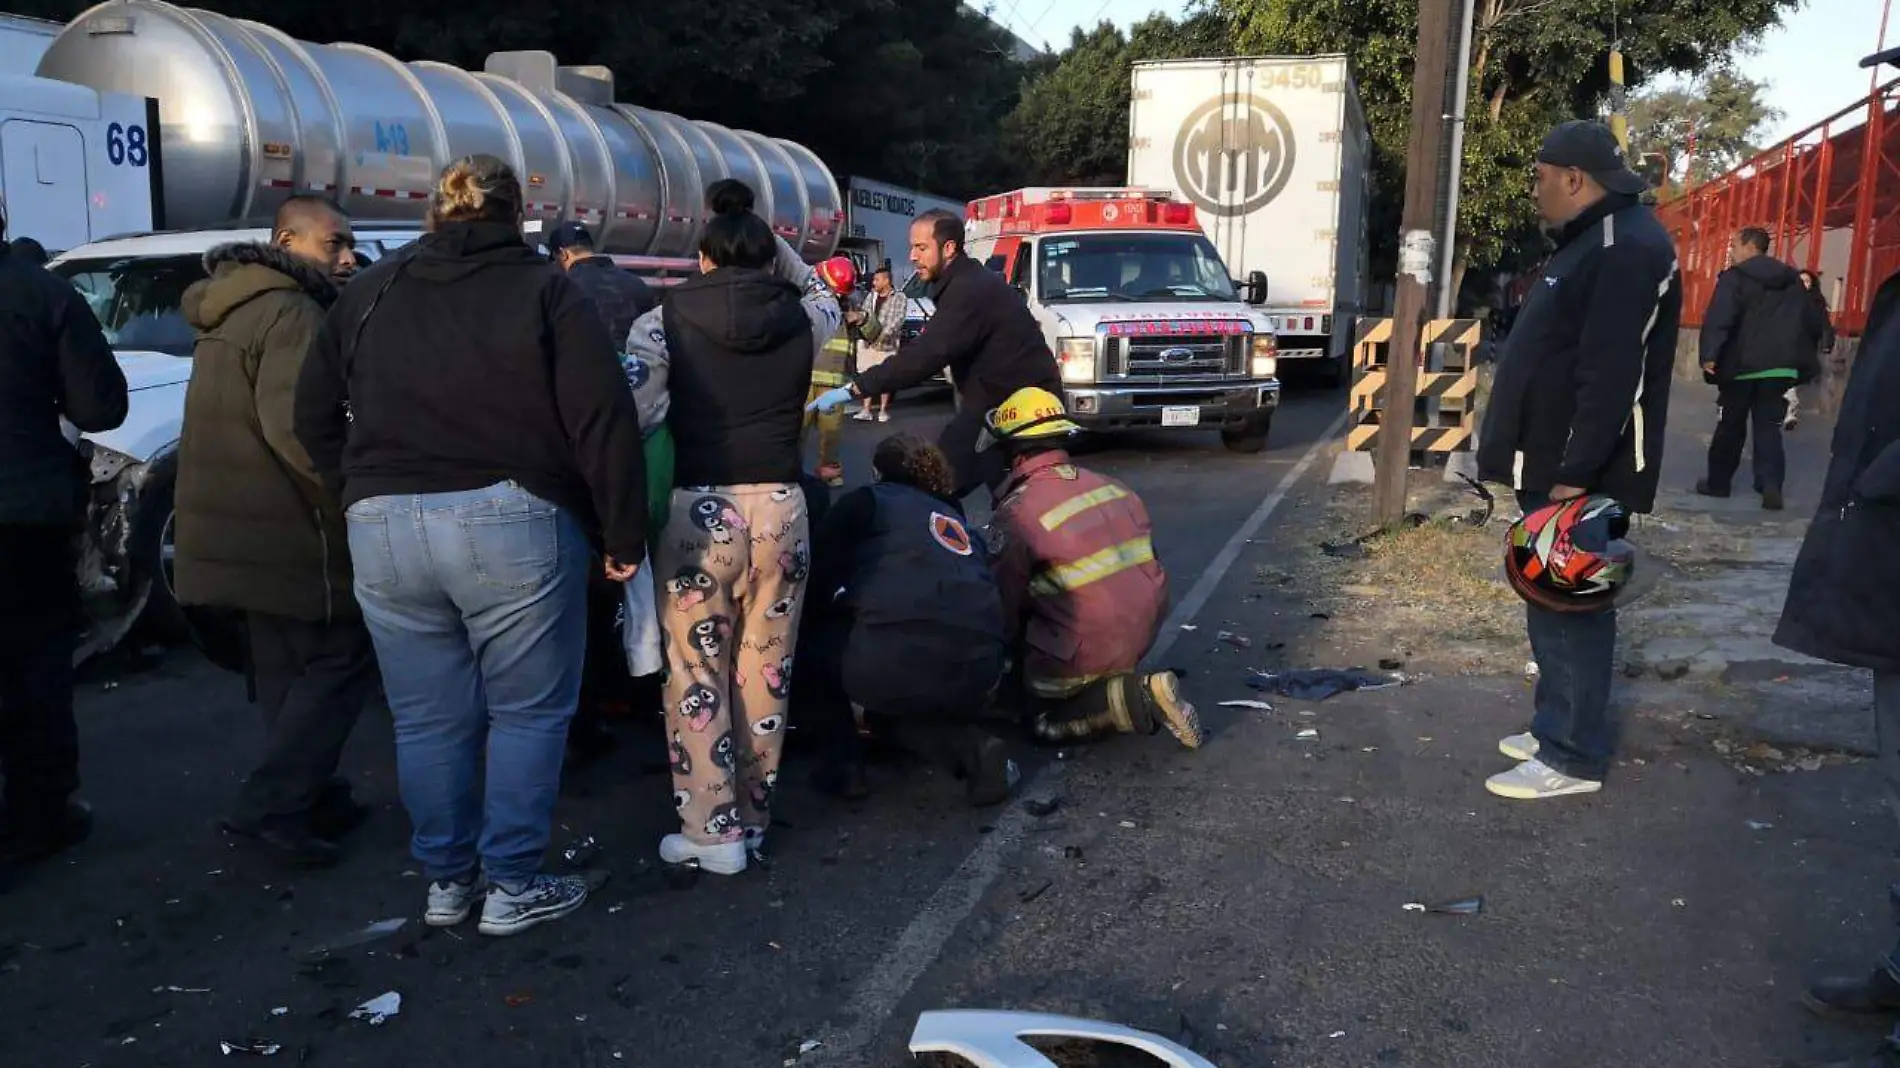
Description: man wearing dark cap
xmin=1477 ymin=119 xmax=1682 ymax=802
xmin=547 ymin=221 xmax=657 ymax=347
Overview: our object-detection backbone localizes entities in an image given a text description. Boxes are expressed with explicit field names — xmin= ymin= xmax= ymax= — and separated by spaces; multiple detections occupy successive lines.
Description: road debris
xmin=1746 ymin=820 xmax=1775 ymax=831
xmin=1402 ymin=896 xmax=1484 ymax=915
xmin=1023 ymin=797 xmax=1063 ymax=818
xmin=1296 ymin=728 xmax=1320 ymax=740
xmin=308 ymin=917 xmax=407 ymax=956
xmin=1249 ymin=668 xmax=1402 ymax=702
xmin=1218 ymin=699 xmax=1274 ymax=711
xmin=1118 ymin=820 xmax=1137 ymax=829
xmin=154 ymin=985 xmax=213 ymax=994
xmin=1216 ymin=631 xmax=1252 ymax=649
xmin=1019 ymin=879 xmax=1054 ymax=904
xmin=1179 ymin=624 xmax=1199 ymax=631
xmin=562 ymin=835 xmax=601 ymax=868
xmin=349 ymin=991 xmax=401 ymax=1026
xmin=270 ymin=1007 xmax=289 ymax=1017
xmin=220 ymin=1041 xmax=282 ymax=1056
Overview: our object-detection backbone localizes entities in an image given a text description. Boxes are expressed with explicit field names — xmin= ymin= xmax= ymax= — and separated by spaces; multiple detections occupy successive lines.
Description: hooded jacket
xmin=565 ymin=254 xmax=656 ymax=347
xmin=174 ymin=243 xmax=350 ymax=621
xmin=1477 ymin=193 xmax=1682 ymax=513
xmin=1697 ymin=254 xmax=1827 ymax=384
xmin=294 ymin=221 xmax=648 ymax=562
xmin=0 ymin=241 xmax=126 ymax=526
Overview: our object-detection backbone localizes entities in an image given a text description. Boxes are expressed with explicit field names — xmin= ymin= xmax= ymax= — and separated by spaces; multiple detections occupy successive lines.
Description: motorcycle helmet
xmin=1504 ymin=495 xmax=1636 ymax=614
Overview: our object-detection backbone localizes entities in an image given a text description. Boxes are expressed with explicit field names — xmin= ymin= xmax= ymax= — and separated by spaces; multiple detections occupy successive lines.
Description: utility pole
xmin=1435 ymin=0 xmax=1477 ymax=319
xmin=1373 ymin=0 xmax=1459 ymax=524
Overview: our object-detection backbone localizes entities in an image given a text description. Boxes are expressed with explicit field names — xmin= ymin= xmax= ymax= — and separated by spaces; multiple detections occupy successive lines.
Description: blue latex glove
xmin=806 ymin=386 xmax=854 ymax=414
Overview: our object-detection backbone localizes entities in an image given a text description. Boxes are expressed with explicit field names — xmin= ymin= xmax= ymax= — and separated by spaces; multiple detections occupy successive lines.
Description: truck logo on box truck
xmin=1172 ymin=96 xmax=1297 ymax=217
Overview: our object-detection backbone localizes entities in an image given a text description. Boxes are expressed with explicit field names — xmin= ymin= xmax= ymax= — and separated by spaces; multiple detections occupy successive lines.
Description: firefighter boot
xmin=1030 ymin=677 xmax=1140 ymax=745
xmin=1139 ymin=671 xmax=1205 ymax=750
xmin=1805 ymin=885 xmax=1900 ymax=1018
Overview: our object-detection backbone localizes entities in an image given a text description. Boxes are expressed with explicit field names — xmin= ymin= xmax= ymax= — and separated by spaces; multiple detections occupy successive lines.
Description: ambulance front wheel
xmin=1221 ymin=412 xmax=1273 ymax=454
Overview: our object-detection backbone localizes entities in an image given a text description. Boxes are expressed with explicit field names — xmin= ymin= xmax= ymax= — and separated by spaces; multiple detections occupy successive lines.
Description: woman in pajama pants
xmin=627 ymin=178 xmax=847 ymax=874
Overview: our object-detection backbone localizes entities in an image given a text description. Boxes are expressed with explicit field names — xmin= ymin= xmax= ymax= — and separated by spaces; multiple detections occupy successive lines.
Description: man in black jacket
xmin=547 ymin=221 xmax=656 ymax=345
xmin=1477 ymin=120 xmax=1681 ymax=802
xmin=811 ymin=209 xmax=1061 ymax=499
xmin=1694 ymin=227 xmax=1826 ymax=510
xmin=0 ymin=200 xmax=128 ymax=870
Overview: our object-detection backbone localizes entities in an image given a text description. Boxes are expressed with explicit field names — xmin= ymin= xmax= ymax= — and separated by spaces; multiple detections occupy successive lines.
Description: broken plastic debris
xmin=154 ymin=985 xmax=213 ymax=994
xmin=1216 ymin=631 xmax=1252 ymax=649
xmin=1118 ymin=820 xmax=1137 ymax=829
xmin=220 ymin=1041 xmax=282 ymax=1057
xmin=562 ymin=835 xmax=601 ymax=868
xmin=1329 ymin=1031 xmax=1347 ymax=1039
xmin=799 ymin=1039 xmax=824 ymax=1055
xmin=1179 ymin=624 xmax=1199 ymax=632
xmin=1746 ymin=820 xmax=1774 ymax=831
xmin=1249 ymin=668 xmax=1401 ymax=702
xmin=608 ymin=904 xmax=626 ymax=914
xmin=1402 ymin=896 xmax=1484 ymax=915
xmin=270 ymin=1007 xmax=289 ymax=1017
xmin=1218 ymin=700 xmax=1274 ymax=711
xmin=310 ymin=918 xmax=407 ymax=955
xmin=349 ymin=991 xmax=402 ymax=1026
xmin=1296 ymin=728 xmax=1320 ymax=740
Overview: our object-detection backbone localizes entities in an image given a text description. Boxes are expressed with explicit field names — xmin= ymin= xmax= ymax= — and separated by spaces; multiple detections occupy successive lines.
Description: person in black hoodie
xmin=294 ymin=155 xmax=648 ymax=937
xmin=1693 ymin=228 xmax=1827 ymax=509
xmin=0 ymin=199 xmax=126 ymax=873
xmin=1476 ymin=120 xmax=1682 ymax=802
xmin=630 ymin=188 xmax=844 ymax=876
xmin=1783 ymin=269 xmax=1837 ymax=433
xmin=798 ymin=434 xmax=1012 ymax=807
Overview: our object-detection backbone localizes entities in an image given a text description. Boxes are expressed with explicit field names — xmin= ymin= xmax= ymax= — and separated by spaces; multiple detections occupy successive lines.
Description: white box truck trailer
xmin=1128 ymin=55 xmax=1371 ymax=385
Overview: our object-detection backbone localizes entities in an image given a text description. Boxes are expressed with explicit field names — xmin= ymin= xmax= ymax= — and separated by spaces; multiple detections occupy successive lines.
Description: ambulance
xmin=964 ymin=187 xmax=1280 ymax=452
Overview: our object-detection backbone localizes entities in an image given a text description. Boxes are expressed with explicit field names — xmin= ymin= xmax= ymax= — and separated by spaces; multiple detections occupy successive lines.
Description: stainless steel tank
xmin=34 ymin=0 xmax=842 ymax=260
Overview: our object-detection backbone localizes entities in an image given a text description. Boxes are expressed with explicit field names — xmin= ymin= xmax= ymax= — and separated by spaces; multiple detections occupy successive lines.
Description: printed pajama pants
xmin=656 ymin=483 xmax=811 ymax=845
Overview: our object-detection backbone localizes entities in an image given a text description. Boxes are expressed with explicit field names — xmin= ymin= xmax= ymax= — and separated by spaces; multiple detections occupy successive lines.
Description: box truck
xmin=1128 ymin=55 xmax=1371 ymax=385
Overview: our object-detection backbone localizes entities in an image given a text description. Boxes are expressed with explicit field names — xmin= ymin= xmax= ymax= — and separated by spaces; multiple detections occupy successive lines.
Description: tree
xmin=1628 ymin=70 xmax=1782 ymax=189
xmin=1217 ymin=0 xmax=1802 ymax=303
xmin=12 ymin=0 xmax=1033 ymax=199
xmin=1003 ymin=13 xmax=1230 ymax=187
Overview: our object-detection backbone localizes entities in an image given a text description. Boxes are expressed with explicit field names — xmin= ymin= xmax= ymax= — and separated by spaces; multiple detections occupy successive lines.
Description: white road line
xmin=808 ymin=409 xmax=1352 ymax=1065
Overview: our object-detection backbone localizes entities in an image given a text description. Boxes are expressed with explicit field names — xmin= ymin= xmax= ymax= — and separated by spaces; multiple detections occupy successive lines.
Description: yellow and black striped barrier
xmin=1345 ymin=318 xmax=1482 ymax=454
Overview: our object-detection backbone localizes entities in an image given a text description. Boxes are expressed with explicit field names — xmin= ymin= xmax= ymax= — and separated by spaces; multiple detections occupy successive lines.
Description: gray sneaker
xmin=478 ymin=874 xmax=589 ymax=937
xmin=425 ymin=873 xmax=483 ymax=927
xmin=1498 ymin=732 xmax=1539 ymax=762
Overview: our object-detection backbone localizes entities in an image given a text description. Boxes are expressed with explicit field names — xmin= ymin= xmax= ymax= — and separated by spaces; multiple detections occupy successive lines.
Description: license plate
xmin=1161 ymin=406 xmax=1201 ymax=428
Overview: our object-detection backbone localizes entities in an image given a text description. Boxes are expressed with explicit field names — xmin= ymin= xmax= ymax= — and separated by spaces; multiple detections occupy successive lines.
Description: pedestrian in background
xmin=1785 ymin=269 xmax=1836 ymax=432
xmin=808 ymin=208 xmax=1061 ymax=501
xmin=547 ymin=220 xmax=657 ymax=341
xmin=0 ymin=197 xmax=126 ymax=873
xmin=175 ymin=196 xmax=375 ymax=869
xmin=851 ymin=264 xmax=906 ymax=424
xmin=1476 ymin=120 xmax=1681 ymax=801
xmin=629 ymin=182 xmax=845 ymax=875
xmin=296 ymin=155 xmax=648 ymax=936
xmin=1694 ymin=227 xmax=1826 ymax=510
xmin=8 ymin=236 xmax=49 ymax=267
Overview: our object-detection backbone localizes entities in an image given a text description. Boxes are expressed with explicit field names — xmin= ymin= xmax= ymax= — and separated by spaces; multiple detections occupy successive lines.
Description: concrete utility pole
xmin=1435 ymin=0 xmax=1477 ymax=320
xmin=1373 ymin=0 xmax=1459 ymax=523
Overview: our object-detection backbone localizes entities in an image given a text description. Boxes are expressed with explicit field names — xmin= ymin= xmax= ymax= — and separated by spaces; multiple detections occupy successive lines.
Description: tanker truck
xmin=26 ymin=0 xmax=845 ymax=663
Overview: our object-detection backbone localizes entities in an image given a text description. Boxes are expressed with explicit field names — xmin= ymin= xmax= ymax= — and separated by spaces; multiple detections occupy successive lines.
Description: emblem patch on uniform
xmin=930 ymin=512 xmax=975 ymax=556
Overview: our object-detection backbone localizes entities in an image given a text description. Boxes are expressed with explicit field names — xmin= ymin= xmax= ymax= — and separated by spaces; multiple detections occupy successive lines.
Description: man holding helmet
xmin=1476 ymin=120 xmax=1682 ymax=801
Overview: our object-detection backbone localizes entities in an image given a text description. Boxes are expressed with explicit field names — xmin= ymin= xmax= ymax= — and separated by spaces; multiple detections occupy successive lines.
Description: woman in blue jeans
xmin=294 ymin=156 xmax=648 ymax=936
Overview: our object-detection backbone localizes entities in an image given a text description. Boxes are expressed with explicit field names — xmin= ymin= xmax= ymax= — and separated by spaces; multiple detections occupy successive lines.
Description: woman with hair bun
xmin=621 ymin=180 xmax=851 ymax=874
xmin=795 ymin=433 xmax=1013 ymax=807
xmin=295 ymin=154 xmax=648 ymax=935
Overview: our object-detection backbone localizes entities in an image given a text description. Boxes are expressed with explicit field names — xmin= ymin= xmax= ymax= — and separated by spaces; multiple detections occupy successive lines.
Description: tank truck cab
xmin=49 ymin=221 xmax=424 ymax=665
xmin=964 ymin=187 xmax=1280 ymax=452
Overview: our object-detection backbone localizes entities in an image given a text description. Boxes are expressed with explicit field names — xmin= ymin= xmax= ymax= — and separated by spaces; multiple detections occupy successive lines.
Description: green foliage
xmin=10 ymin=0 xmax=1035 ymax=199
xmin=1628 ymin=70 xmax=1783 ymax=187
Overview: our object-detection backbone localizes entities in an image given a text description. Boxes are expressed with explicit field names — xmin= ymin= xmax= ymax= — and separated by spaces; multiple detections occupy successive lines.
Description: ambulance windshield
xmin=1038 ymin=233 xmax=1239 ymax=304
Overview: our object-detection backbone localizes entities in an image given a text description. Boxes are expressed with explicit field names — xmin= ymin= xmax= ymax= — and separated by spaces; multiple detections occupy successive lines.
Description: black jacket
xmin=0 ymin=243 xmax=127 ymax=526
xmin=294 ymin=221 xmax=648 ymax=562
xmin=663 ymin=267 xmax=815 ymax=488
xmin=851 ymin=254 xmax=1061 ymax=413
xmin=175 ymin=243 xmax=351 ymax=621
xmin=1697 ymin=255 xmax=1827 ymax=384
xmin=566 ymin=256 xmax=656 ymax=348
xmin=1774 ymin=268 xmax=1900 ymax=673
xmin=1478 ymin=194 xmax=1682 ymax=513
xmin=808 ymin=483 xmax=1005 ymax=712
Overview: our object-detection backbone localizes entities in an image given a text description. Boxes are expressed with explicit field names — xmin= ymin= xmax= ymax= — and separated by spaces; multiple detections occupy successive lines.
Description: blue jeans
xmin=346 ymin=482 xmax=588 ymax=885
xmin=1518 ymin=490 xmax=1619 ymax=780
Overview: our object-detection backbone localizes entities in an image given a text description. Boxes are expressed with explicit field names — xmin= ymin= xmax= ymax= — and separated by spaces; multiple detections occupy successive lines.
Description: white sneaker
xmin=877 ymin=411 xmax=891 ymax=423
xmin=659 ymin=834 xmax=747 ymax=875
xmin=742 ymin=827 xmax=767 ymax=859
xmin=1485 ymin=758 xmax=1603 ymax=800
xmin=1498 ymin=732 xmax=1539 ymax=762
xmin=477 ymin=874 xmax=589 ymax=937
xmin=852 ymin=410 xmax=875 ymax=422
xmin=425 ymin=874 xmax=483 ymax=927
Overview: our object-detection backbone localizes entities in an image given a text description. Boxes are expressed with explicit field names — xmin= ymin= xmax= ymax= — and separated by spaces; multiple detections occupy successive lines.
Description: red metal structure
xmin=1658 ymin=76 xmax=1900 ymax=336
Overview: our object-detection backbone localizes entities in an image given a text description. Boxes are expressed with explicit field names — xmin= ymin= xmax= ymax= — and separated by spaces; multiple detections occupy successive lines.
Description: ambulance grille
xmin=1109 ymin=336 xmax=1242 ymax=378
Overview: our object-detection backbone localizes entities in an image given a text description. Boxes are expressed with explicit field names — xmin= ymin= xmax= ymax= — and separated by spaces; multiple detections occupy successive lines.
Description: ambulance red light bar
xmin=1161 ymin=203 xmax=1193 ymax=225
xmin=1045 ymin=203 xmax=1073 ymax=225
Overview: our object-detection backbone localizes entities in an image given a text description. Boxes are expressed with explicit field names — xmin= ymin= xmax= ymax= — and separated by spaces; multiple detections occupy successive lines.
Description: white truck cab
xmin=963 ymin=187 xmax=1280 ymax=452
xmin=49 ymin=222 xmax=423 ymax=663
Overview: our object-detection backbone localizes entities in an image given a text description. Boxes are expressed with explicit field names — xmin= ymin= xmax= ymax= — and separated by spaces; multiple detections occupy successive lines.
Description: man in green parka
xmin=174 ymin=197 xmax=376 ymax=870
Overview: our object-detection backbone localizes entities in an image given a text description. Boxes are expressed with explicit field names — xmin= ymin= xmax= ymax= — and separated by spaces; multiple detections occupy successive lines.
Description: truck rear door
xmin=1 ymin=118 xmax=90 ymax=253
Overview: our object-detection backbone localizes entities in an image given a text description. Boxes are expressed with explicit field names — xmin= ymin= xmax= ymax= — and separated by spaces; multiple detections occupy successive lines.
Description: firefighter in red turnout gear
xmin=982 ymin=388 xmax=1203 ymax=748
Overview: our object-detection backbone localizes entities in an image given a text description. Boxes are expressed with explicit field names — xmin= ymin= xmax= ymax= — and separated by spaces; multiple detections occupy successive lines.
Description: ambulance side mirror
xmin=1242 ymin=271 xmax=1269 ymax=306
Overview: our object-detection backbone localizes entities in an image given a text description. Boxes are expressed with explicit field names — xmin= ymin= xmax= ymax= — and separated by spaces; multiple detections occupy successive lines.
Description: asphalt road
xmin=1 ymin=388 xmax=1355 ymax=1068
xmin=6 ymin=386 xmax=1891 ymax=1068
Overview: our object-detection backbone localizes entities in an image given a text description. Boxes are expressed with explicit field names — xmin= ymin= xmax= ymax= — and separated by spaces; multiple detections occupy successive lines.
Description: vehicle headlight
xmin=1250 ymin=334 xmax=1278 ymax=378
xmin=1059 ymin=337 xmax=1097 ymax=384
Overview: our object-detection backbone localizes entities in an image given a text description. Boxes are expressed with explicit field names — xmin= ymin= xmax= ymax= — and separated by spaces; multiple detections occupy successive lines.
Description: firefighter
xmin=981 ymin=387 xmax=1203 ymax=749
xmin=803 ymin=259 xmax=856 ymax=487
